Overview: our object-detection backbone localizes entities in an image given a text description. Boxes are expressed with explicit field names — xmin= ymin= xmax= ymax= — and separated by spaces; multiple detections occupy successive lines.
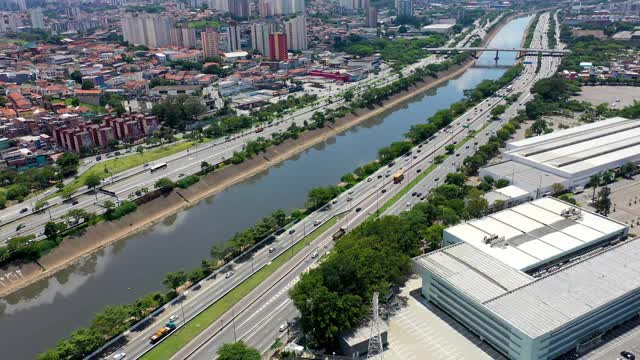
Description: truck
xmin=506 ymin=85 xmax=513 ymax=92
xmin=573 ymin=186 xmax=585 ymax=194
xmin=149 ymin=321 xmax=176 ymax=343
xmin=332 ymin=226 xmax=347 ymax=241
xmin=393 ymin=172 xmax=404 ymax=184
xmin=255 ymin=127 xmax=264 ymax=133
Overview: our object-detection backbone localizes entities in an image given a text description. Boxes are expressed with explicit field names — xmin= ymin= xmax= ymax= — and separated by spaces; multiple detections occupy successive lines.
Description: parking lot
xmin=575 ymin=176 xmax=640 ymax=230
xmin=384 ymin=277 xmax=504 ymax=360
xmin=579 ymin=316 xmax=640 ymax=360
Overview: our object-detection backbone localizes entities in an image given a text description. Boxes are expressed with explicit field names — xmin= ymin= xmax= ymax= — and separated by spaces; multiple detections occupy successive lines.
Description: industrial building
xmin=481 ymin=117 xmax=640 ymax=195
xmin=413 ymin=197 xmax=633 ymax=360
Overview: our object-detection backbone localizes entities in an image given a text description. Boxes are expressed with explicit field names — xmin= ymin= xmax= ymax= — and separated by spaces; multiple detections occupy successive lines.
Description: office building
xmin=0 ymin=13 xmax=18 ymax=34
xmin=396 ymin=0 xmax=414 ymax=17
xmin=481 ymin=117 xmax=640 ymax=195
xmin=65 ymin=6 xmax=80 ymax=18
xmin=250 ymin=22 xmax=274 ymax=56
xmin=201 ymin=27 xmax=219 ymax=58
xmin=269 ymin=32 xmax=287 ymax=61
xmin=413 ymin=197 xmax=632 ymax=360
xmin=29 ymin=7 xmax=44 ymax=29
xmin=284 ymin=15 xmax=307 ymax=50
xmin=170 ymin=25 xmax=197 ymax=48
xmin=226 ymin=20 xmax=241 ymax=51
xmin=121 ymin=12 xmax=174 ymax=48
xmin=365 ymin=3 xmax=378 ymax=27
xmin=230 ymin=0 xmax=250 ymax=17
xmin=339 ymin=0 xmax=363 ymax=10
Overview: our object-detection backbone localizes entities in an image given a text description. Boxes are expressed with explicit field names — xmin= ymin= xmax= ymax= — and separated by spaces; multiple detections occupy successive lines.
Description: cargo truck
xmin=393 ymin=172 xmax=404 ymax=183
xmin=149 ymin=321 xmax=176 ymax=343
xmin=332 ymin=226 xmax=347 ymax=241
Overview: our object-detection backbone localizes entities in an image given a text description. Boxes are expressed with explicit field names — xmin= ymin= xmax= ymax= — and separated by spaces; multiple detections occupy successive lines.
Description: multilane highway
xmin=163 ymin=12 xmax=562 ymax=360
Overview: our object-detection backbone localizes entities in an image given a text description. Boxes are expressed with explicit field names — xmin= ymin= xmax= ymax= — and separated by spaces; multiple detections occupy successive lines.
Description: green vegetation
xmin=336 ymin=35 xmax=447 ymax=70
xmin=103 ymin=201 xmax=138 ymax=221
xmin=126 ymin=5 xmax=165 ymax=13
xmin=188 ymin=20 xmax=221 ymax=29
xmin=152 ymin=94 xmax=206 ymax=130
xmin=548 ymin=13 xmax=557 ymax=49
xmin=141 ymin=216 xmax=340 ymax=360
xmin=176 ymin=175 xmax=200 ymax=189
xmin=217 ymin=342 xmax=260 ymax=360
xmin=524 ymin=14 xmax=540 ymax=48
xmin=59 ymin=141 xmax=195 ymax=196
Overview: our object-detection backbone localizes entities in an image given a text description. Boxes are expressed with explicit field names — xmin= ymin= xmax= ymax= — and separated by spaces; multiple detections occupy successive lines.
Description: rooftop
xmin=505 ymin=118 xmax=640 ymax=178
xmin=443 ymin=197 xmax=627 ymax=270
xmin=415 ymin=237 xmax=640 ymax=338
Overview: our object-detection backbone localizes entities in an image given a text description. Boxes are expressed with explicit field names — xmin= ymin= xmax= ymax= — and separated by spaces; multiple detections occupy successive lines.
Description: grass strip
xmin=375 ymin=162 xmax=440 ymax=215
xmin=55 ymin=141 xmax=196 ymax=197
xmin=141 ymin=216 xmax=341 ymax=360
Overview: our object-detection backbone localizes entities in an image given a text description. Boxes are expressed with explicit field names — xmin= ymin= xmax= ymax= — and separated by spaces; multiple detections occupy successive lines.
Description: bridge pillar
xmin=494 ymin=50 xmax=499 ymax=62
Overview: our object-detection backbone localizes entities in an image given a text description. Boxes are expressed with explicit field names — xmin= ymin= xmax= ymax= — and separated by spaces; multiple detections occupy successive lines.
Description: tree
xmin=34 ymin=199 xmax=49 ymax=211
xmin=44 ymin=221 xmax=67 ymax=240
xmin=594 ymin=186 xmax=612 ymax=216
xmin=590 ymin=173 xmax=602 ymax=203
xmin=56 ymin=152 xmax=80 ymax=177
xmin=306 ymin=186 xmax=342 ymax=211
xmin=61 ymin=187 xmax=75 ymax=199
xmin=70 ymin=70 xmax=83 ymax=84
xmin=445 ymin=144 xmax=456 ymax=154
xmin=136 ymin=146 xmax=144 ymax=154
xmin=81 ymin=79 xmax=95 ymax=90
xmin=445 ymin=172 xmax=466 ymax=187
xmin=620 ymin=162 xmax=639 ymax=178
xmin=495 ymin=178 xmax=510 ymax=188
xmin=464 ymin=189 xmax=488 ymax=219
xmin=217 ymin=342 xmax=261 ymax=360
xmin=551 ymin=183 xmax=564 ymax=195
xmin=84 ymin=173 xmax=101 ymax=189
xmin=70 ymin=98 xmax=80 ymax=107
xmin=155 ymin=177 xmax=175 ymax=193
xmin=200 ymin=161 xmax=211 ymax=173
xmin=63 ymin=208 xmax=94 ymax=224
xmin=163 ymin=271 xmax=188 ymax=290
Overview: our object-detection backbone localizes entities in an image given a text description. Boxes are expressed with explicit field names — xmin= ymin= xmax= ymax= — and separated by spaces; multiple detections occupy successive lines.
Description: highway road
xmin=163 ymin=11 xmax=563 ymax=360
xmin=89 ymin=13 xmax=555 ymax=360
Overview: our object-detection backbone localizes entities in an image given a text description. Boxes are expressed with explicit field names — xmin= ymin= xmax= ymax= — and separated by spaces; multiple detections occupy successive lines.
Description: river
xmin=0 ymin=15 xmax=532 ymax=360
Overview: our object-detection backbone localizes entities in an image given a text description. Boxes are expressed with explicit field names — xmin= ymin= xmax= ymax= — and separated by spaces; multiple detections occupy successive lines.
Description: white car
xmin=225 ymin=271 xmax=234 ymax=279
xmin=313 ymin=220 xmax=321 ymax=226
xmin=113 ymin=353 xmax=126 ymax=360
xmin=311 ymin=252 xmax=319 ymax=259
xmin=279 ymin=322 xmax=289 ymax=332
xmin=169 ymin=315 xmax=179 ymax=322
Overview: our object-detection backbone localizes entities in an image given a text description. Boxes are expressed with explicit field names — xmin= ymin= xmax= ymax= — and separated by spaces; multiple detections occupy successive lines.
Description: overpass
xmin=426 ymin=47 xmax=570 ymax=60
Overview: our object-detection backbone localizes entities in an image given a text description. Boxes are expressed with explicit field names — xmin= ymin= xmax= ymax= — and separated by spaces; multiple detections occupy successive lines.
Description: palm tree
xmin=590 ymin=173 xmax=602 ymax=203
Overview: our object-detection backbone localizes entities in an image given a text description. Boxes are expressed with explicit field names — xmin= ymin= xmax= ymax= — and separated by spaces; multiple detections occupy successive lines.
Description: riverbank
xmin=0 ymin=14 xmax=520 ymax=298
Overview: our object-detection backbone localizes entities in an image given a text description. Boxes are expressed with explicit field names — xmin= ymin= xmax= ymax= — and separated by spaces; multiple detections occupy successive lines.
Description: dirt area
xmin=573 ymin=86 xmax=640 ymax=108
xmin=545 ymin=115 xmax=582 ymax=131
xmin=574 ymin=177 xmax=640 ymax=233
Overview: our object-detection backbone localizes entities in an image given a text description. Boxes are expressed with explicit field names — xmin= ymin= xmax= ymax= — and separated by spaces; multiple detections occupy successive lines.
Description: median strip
xmin=140 ymin=216 xmax=340 ymax=360
xmin=375 ymin=162 xmax=441 ymax=215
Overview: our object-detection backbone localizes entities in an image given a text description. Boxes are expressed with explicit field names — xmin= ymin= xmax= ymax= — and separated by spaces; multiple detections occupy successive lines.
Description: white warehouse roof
xmin=415 ymin=237 xmax=640 ymax=338
xmin=504 ymin=117 xmax=640 ymax=180
xmin=443 ymin=197 xmax=628 ymax=271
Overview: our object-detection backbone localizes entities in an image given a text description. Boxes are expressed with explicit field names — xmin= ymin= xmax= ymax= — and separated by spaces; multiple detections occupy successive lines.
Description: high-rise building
xmin=364 ymin=1 xmax=378 ymax=28
xmin=170 ymin=25 xmax=197 ymax=48
xmin=396 ymin=0 xmax=414 ymax=17
xmin=226 ymin=20 xmax=241 ymax=51
xmin=258 ymin=0 xmax=272 ymax=18
xmin=284 ymin=16 xmax=307 ymax=50
xmin=0 ymin=13 xmax=18 ymax=34
xmin=15 ymin=0 xmax=26 ymax=11
xmin=230 ymin=0 xmax=250 ymax=17
xmin=269 ymin=32 xmax=287 ymax=61
xmin=65 ymin=6 xmax=80 ymax=18
xmin=339 ymin=0 xmax=363 ymax=10
xmin=121 ymin=12 xmax=174 ymax=48
xmin=29 ymin=8 xmax=44 ymax=29
xmin=250 ymin=22 xmax=274 ymax=56
xmin=211 ymin=0 xmax=229 ymax=13
xmin=292 ymin=0 xmax=305 ymax=13
xmin=201 ymin=27 xmax=219 ymax=58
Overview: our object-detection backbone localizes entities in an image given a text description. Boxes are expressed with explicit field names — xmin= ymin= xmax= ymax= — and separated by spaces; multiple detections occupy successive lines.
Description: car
xmin=434 ymin=177 xmax=440 ymax=181
xmin=279 ymin=322 xmax=289 ymax=332
xmin=332 ymin=199 xmax=338 ymax=204
xmin=411 ymin=192 xmax=417 ymax=196
xmin=19 ymin=207 xmax=28 ymax=214
xmin=413 ymin=155 xmax=417 ymax=159
xmin=474 ymin=141 xmax=478 ymax=145
xmin=225 ymin=271 xmax=234 ymax=279
xmin=417 ymin=192 xmax=422 ymax=197
xmin=143 ymin=163 xmax=149 ymax=167
xmin=377 ymin=174 xmax=382 ymax=179
xmin=113 ymin=353 xmax=126 ymax=360
xmin=355 ymin=207 xmax=362 ymax=212
xmin=178 ymin=173 xmax=185 ymax=177
xmin=465 ymin=145 xmax=469 ymax=149
xmin=313 ymin=220 xmax=321 ymax=226
xmin=348 ymin=189 xmax=354 ymax=195
xmin=406 ymin=202 xmax=412 ymax=207
xmin=367 ymin=177 xmax=373 ymax=182
xmin=169 ymin=315 xmax=179 ymax=322
xmin=381 ymin=189 xmax=387 ymax=193
xmin=311 ymin=252 xmax=319 ymax=259
xmin=16 ymin=224 xmax=25 ymax=232
xmin=72 ymin=200 xmax=79 ymax=206
xmin=456 ymin=153 xmax=460 ymax=157
xmin=289 ymin=229 xmax=296 ymax=235
xmin=452 ymin=141 xmax=457 ymax=145
xmin=346 ymin=197 xmax=353 ymax=201
xmin=418 ymin=144 xmax=423 ymax=148
xmin=385 ymin=173 xmax=390 ymax=178
xmin=417 ymin=149 xmax=421 ymax=153
xmin=621 ymin=351 xmax=636 ymax=360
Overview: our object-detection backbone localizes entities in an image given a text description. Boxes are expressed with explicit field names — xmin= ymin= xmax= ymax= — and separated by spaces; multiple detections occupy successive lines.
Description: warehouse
xmin=480 ymin=117 xmax=640 ymax=194
xmin=413 ymin=198 xmax=633 ymax=360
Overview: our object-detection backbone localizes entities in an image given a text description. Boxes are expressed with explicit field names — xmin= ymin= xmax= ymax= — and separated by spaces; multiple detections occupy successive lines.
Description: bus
xmin=393 ymin=172 xmax=404 ymax=184
xmin=150 ymin=163 xmax=168 ymax=172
